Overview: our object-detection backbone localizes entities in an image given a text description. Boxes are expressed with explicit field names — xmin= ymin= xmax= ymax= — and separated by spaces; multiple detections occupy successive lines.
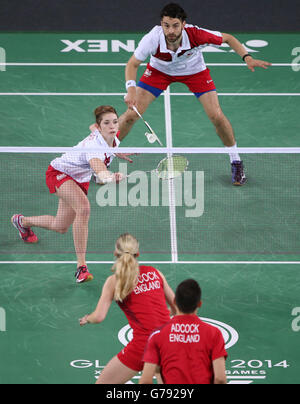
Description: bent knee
xmin=208 ymin=109 xmax=226 ymax=125
xmin=56 ymin=227 xmax=69 ymax=234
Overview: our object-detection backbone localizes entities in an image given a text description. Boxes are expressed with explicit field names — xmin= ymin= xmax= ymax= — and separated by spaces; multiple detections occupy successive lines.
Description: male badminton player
xmin=79 ymin=233 xmax=176 ymax=384
xmin=120 ymin=3 xmax=272 ymax=186
xmin=140 ymin=279 xmax=227 ymax=384
xmin=11 ymin=106 xmax=125 ymax=284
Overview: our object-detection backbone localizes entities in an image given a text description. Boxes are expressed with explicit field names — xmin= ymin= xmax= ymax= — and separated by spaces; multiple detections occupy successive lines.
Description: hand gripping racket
xmin=96 ymin=155 xmax=189 ymax=184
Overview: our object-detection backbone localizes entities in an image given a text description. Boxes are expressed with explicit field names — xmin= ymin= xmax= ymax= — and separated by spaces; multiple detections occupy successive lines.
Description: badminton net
xmin=1 ymin=146 xmax=300 ymax=257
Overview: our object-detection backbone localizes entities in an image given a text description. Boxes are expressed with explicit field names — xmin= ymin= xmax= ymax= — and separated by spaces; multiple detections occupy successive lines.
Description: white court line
xmin=0 ymin=92 xmax=126 ymax=96
xmin=171 ymin=93 xmax=300 ymax=96
xmin=1 ymin=147 xmax=300 ymax=153
xmin=0 ymin=62 xmax=297 ymax=67
xmin=0 ymin=261 xmax=299 ymax=265
xmin=164 ymin=87 xmax=178 ymax=263
xmin=227 ymin=376 xmax=266 ymax=379
xmin=0 ymin=92 xmax=299 ymax=96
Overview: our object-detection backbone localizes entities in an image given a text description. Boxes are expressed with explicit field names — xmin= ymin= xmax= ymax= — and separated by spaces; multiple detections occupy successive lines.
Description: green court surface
xmin=0 ymin=33 xmax=300 ymax=384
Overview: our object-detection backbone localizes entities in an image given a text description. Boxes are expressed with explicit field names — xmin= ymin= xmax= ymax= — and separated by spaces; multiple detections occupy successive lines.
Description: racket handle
xmin=133 ymin=105 xmax=142 ymax=119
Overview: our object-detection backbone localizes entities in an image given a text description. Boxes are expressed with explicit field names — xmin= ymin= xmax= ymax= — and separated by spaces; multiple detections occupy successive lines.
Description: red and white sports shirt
xmin=50 ymin=130 xmax=120 ymax=184
xmin=134 ymin=25 xmax=223 ymax=76
xmin=143 ymin=314 xmax=228 ymax=384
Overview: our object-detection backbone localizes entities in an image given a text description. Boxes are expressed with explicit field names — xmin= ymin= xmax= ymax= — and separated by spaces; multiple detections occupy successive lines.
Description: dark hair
xmin=160 ymin=3 xmax=187 ymax=22
xmin=175 ymin=279 xmax=202 ymax=314
xmin=94 ymin=105 xmax=118 ymax=125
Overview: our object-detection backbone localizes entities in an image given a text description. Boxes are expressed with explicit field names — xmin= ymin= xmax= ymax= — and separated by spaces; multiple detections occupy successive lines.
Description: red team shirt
xmin=143 ymin=314 xmax=228 ymax=384
xmin=117 ymin=266 xmax=171 ymax=372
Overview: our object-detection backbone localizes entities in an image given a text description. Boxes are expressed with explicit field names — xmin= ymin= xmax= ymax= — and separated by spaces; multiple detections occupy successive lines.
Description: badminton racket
xmin=133 ymin=106 xmax=163 ymax=146
xmin=97 ymin=155 xmax=189 ymax=184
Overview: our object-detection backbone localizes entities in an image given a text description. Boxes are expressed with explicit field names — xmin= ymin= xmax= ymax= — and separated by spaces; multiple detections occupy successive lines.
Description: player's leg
xmin=198 ymin=90 xmax=236 ymax=147
xmin=11 ymin=191 xmax=76 ymax=244
xmin=118 ymin=87 xmax=156 ymax=141
xmin=54 ymin=180 xmax=91 ymax=269
xmin=95 ymin=356 xmax=138 ymax=384
xmin=198 ymin=91 xmax=247 ymax=185
xmin=21 ymin=198 xmax=76 ymax=234
xmin=184 ymin=69 xmax=241 ymax=158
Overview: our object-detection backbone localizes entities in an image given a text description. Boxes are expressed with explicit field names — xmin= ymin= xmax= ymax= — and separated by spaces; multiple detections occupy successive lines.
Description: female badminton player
xmin=11 ymin=105 xmax=126 ymax=284
xmin=79 ymin=233 xmax=176 ymax=384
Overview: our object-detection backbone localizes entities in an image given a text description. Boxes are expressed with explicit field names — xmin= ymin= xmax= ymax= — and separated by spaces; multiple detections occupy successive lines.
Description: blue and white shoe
xmin=231 ymin=161 xmax=247 ymax=186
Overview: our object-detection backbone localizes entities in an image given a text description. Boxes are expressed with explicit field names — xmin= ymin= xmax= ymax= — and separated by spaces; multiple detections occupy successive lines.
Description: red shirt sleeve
xmin=143 ymin=331 xmax=161 ymax=365
xmin=212 ymin=328 xmax=228 ymax=361
xmin=186 ymin=26 xmax=223 ymax=47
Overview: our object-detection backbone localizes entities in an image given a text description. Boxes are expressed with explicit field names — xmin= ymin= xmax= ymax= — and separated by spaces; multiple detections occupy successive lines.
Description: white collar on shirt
xmin=94 ymin=129 xmax=120 ymax=149
xmin=159 ymin=27 xmax=191 ymax=54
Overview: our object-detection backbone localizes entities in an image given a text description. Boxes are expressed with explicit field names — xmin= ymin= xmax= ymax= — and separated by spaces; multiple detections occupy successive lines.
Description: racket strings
xmin=157 ymin=156 xmax=189 ymax=180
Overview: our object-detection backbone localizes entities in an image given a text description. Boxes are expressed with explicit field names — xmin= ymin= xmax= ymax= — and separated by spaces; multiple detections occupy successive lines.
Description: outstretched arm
xmin=89 ymin=157 xmax=124 ymax=184
xmin=79 ymin=276 xmax=115 ymax=325
xmin=222 ymin=33 xmax=272 ymax=72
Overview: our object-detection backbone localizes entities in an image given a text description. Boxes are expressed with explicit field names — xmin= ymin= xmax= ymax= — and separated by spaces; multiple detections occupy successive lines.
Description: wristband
xmin=126 ymin=80 xmax=136 ymax=91
xmin=242 ymin=54 xmax=252 ymax=62
xmin=96 ymin=171 xmax=114 ymax=185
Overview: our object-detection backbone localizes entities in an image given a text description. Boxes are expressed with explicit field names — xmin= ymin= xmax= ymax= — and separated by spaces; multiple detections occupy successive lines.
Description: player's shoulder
xmin=140 ymin=265 xmax=165 ymax=278
xmin=198 ymin=318 xmax=224 ymax=338
xmin=136 ymin=26 xmax=161 ymax=56
xmin=149 ymin=319 xmax=173 ymax=341
xmin=83 ymin=131 xmax=101 ymax=144
xmin=150 ymin=25 xmax=163 ymax=34
xmin=143 ymin=25 xmax=163 ymax=41
xmin=184 ymin=23 xmax=203 ymax=33
xmin=184 ymin=24 xmax=222 ymax=37
xmin=185 ymin=23 xmax=200 ymax=29
xmin=139 ymin=265 xmax=161 ymax=278
xmin=184 ymin=23 xmax=217 ymax=32
xmin=139 ymin=264 xmax=157 ymax=271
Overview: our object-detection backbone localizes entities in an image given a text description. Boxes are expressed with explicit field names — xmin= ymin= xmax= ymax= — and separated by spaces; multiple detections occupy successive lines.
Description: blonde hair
xmin=112 ymin=234 xmax=140 ymax=302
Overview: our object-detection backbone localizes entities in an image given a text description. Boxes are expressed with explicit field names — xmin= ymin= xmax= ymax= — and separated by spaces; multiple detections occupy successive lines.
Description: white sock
xmin=226 ymin=143 xmax=241 ymax=163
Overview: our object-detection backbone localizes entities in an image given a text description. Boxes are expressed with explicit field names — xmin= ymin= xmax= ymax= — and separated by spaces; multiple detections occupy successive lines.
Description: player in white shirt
xmin=119 ymin=3 xmax=271 ymax=186
xmin=11 ymin=106 xmax=126 ymax=284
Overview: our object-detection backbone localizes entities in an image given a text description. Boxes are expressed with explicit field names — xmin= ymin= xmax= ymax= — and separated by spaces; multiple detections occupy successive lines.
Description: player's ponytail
xmin=112 ymin=234 xmax=140 ymax=302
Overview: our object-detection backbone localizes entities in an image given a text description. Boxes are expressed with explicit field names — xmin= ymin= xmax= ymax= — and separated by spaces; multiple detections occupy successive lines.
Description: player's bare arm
xmin=89 ymin=158 xmax=124 ymax=184
xmin=212 ymin=357 xmax=227 ymax=384
xmin=139 ymin=362 xmax=157 ymax=384
xmin=222 ymin=33 xmax=272 ymax=72
xmin=79 ymin=275 xmax=116 ymax=325
xmin=158 ymin=270 xmax=176 ymax=316
xmin=124 ymin=55 xmax=143 ymax=108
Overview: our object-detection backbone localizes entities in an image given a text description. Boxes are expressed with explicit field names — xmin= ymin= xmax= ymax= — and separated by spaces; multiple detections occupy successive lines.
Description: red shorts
xmin=138 ymin=64 xmax=216 ymax=98
xmin=117 ymin=335 xmax=149 ymax=372
xmin=45 ymin=165 xmax=90 ymax=196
